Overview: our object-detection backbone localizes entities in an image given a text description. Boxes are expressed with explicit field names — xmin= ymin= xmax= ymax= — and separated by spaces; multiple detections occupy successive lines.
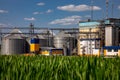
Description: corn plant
xmin=0 ymin=56 xmax=120 ymax=80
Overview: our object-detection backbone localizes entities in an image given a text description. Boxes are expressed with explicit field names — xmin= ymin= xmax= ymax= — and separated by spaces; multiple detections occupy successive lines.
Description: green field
xmin=0 ymin=56 xmax=120 ymax=80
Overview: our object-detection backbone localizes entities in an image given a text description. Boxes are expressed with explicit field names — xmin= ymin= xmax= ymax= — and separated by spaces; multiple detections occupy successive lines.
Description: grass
xmin=0 ymin=55 xmax=120 ymax=80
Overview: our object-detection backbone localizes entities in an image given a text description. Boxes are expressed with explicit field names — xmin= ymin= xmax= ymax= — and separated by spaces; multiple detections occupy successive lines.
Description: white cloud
xmin=0 ymin=9 xmax=8 ymax=13
xmin=118 ymin=5 xmax=120 ymax=9
xmin=46 ymin=9 xmax=53 ymax=13
xmin=33 ymin=9 xmax=53 ymax=15
xmin=33 ymin=12 xmax=43 ymax=15
xmin=0 ymin=23 xmax=7 ymax=27
xmin=37 ymin=2 xmax=45 ymax=6
xmin=57 ymin=4 xmax=101 ymax=12
xmin=49 ymin=15 xmax=81 ymax=25
xmin=24 ymin=17 xmax=36 ymax=21
xmin=0 ymin=23 xmax=12 ymax=27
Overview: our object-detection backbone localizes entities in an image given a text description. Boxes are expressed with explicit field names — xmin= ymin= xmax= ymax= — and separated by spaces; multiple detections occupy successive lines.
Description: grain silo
xmin=54 ymin=31 xmax=75 ymax=55
xmin=41 ymin=30 xmax=55 ymax=47
xmin=1 ymin=29 xmax=29 ymax=55
xmin=53 ymin=31 xmax=71 ymax=48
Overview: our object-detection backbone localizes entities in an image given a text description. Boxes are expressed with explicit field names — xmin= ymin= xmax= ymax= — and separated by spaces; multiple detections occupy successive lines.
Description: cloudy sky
xmin=0 ymin=0 xmax=120 ymax=28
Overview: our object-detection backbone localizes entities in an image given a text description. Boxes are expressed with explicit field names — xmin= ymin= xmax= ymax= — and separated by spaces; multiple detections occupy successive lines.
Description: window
xmin=114 ymin=49 xmax=118 ymax=52
xmin=107 ymin=49 xmax=112 ymax=52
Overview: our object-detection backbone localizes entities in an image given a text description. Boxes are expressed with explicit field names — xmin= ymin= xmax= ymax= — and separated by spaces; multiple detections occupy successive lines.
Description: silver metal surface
xmin=1 ymin=39 xmax=28 ymax=55
xmin=1 ymin=29 xmax=29 ymax=55
xmin=105 ymin=26 xmax=119 ymax=46
xmin=53 ymin=37 xmax=67 ymax=48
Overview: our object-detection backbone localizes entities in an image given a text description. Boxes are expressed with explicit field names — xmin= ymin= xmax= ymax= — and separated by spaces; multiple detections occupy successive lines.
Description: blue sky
xmin=0 ymin=0 xmax=120 ymax=28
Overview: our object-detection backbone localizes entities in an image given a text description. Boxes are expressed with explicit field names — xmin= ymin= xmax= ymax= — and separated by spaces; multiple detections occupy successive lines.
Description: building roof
xmin=79 ymin=21 xmax=100 ymax=28
xmin=103 ymin=46 xmax=120 ymax=49
xmin=80 ymin=38 xmax=101 ymax=41
xmin=55 ymin=31 xmax=71 ymax=37
xmin=3 ymin=29 xmax=26 ymax=39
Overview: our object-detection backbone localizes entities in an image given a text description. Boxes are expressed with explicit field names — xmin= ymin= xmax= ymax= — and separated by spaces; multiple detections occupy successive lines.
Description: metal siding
xmin=39 ymin=39 xmax=48 ymax=47
xmin=47 ymin=37 xmax=54 ymax=47
xmin=1 ymin=39 xmax=27 ymax=55
xmin=53 ymin=37 xmax=67 ymax=48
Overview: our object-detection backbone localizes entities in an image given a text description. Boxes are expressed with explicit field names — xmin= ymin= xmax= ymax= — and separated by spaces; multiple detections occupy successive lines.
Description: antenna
xmin=91 ymin=0 xmax=94 ymax=20
xmin=29 ymin=23 xmax=34 ymax=36
xmin=106 ymin=0 xmax=109 ymax=19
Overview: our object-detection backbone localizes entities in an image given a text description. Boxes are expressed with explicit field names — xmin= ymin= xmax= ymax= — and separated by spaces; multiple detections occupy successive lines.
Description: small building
xmin=103 ymin=46 xmax=120 ymax=56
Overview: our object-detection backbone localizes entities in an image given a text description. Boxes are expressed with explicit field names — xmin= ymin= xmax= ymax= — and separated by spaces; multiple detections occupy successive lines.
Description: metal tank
xmin=1 ymin=29 xmax=29 ymax=55
xmin=68 ymin=37 xmax=77 ymax=55
xmin=53 ymin=31 xmax=71 ymax=48
xmin=53 ymin=31 xmax=72 ymax=55
xmin=54 ymin=37 xmax=67 ymax=48
xmin=39 ymin=39 xmax=47 ymax=47
xmin=1 ymin=39 xmax=28 ymax=55
xmin=41 ymin=30 xmax=55 ymax=47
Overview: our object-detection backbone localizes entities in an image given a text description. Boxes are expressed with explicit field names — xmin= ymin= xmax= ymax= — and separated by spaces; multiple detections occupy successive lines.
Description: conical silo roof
xmin=39 ymin=30 xmax=56 ymax=38
xmin=3 ymin=29 xmax=26 ymax=39
xmin=55 ymin=31 xmax=71 ymax=37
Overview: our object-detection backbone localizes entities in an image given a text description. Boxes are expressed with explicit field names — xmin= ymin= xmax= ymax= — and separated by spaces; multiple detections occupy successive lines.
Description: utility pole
xmin=29 ymin=23 xmax=34 ymax=36
xmin=106 ymin=0 xmax=109 ymax=19
xmin=91 ymin=0 xmax=94 ymax=21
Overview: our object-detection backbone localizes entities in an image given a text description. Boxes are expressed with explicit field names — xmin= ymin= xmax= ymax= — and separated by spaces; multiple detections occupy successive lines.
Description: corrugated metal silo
xmin=41 ymin=30 xmax=55 ymax=47
xmin=1 ymin=29 xmax=28 ymax=55
xmin=54 ymin=37 xmax=67 ymax=48
xmin=53 ymin=31 xmax=71 ymax=48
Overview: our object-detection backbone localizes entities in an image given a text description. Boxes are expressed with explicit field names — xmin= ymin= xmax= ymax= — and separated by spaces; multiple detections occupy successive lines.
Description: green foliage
xmin=0 ymin=56 xmax=120 ymax=80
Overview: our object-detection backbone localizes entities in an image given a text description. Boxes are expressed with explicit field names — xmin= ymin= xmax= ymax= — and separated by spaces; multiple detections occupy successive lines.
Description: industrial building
xmin=78 ymin=20 xmax=102 ymax=56
xmin=0 ymin=26 xmax=78 ymax=55
xmin=1 ymin=29 xmax=29 ymax=55
xmin=0 ymin=18 xmax=120 ymax=56
xmin=78 ymin=18 xmax=120 ymax=56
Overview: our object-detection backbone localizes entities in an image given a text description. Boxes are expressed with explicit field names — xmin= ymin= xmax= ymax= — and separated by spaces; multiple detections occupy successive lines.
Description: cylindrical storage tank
xmin=1 ymin=29 xmax=29 ymax=55
xmin=39 ymin=39 xmax=48 ymax=47
xmin=53 ymin=37 xmax=67 ymax=48
xmin=1 ymin=39 xmax=27 ymax=55
xmin=30 ymin=38 xmax=40 ymax=52
xmin=47 ymin=37 xmax=54 ymax=47
xmin=67 ymin=37 xmax=77 ymax=55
